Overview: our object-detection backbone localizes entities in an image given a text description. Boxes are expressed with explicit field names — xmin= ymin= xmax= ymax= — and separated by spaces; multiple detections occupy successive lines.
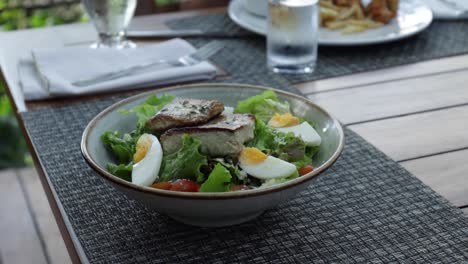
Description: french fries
xmin=320 ymin=0 xmax=397 ymax=34
xmin=320 ymin=7 xmax=338 ymax=25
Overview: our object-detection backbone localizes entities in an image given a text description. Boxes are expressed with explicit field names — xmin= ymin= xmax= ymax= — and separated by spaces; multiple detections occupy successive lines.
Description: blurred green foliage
xmin=0 ymin=91 xmax=30 ymax=168
xmin=0 ymin=1 xmax=85 ymax=169
xmin=155 ymin=0 xmax=181 ymax=6
xmin=0 ymin=1 xmax=84 ymax=31
xmin=0 ymin=0 xmax=181 ymax=168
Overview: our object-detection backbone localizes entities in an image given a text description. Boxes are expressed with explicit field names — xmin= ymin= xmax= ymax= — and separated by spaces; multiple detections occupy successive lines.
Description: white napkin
xmin=18 ymin=38 xmax=218 ymax=100
xmin=426 ymin=0 xmax=468 ymax=20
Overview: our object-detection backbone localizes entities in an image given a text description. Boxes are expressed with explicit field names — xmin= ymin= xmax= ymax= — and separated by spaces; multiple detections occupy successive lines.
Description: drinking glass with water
xmin=82 ymin=0 xmax=137 ymax=49
xmin=267 ymin=0 xmax=319 ymax=74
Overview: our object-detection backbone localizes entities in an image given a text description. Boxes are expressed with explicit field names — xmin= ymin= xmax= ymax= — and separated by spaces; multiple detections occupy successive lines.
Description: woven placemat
xmin=22 ymin=92 xmax=467 ymax=263
xmin=19 ymin=12 xmax=468 ymax=263
xmin=167 ymin=13 xmax=468 ymax=83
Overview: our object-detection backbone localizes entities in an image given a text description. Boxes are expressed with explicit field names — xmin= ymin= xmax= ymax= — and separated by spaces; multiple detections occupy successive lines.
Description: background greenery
xmin=0 ymin=1 xmax=85 ymax=169
xmin=0 ymin=0 xmax=180 ymax=169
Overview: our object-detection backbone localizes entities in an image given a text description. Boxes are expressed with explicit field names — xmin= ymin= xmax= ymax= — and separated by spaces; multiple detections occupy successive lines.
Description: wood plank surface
xmin=400 ymin=149 xmax=468 ymax=207
xmin=17 ymin=168 xmax=72 ymax=264
xmin=349 ymin=105 xmax=468 ymax=161
xmin=1 ymin=7 xmax=468 ymax=263
xmin=306 ymin=69 xmax=468 ymax=125
xmin=295 ymin=54 xmax=468 ymax=95
xmin=0 ymin=169 xmax=47 ymax=264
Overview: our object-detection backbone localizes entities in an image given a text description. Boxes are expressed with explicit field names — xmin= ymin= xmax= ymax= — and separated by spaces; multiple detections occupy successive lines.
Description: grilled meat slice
xmin=145 ymin=98 xmax=224 ymax=131
xmin=366 ymin=0 xmax=399 ymax=24
xmin=387 ymin=0 xmax=399 ymax=13
xmin=161 ymin=114 xmax=256 ymax=157
xmin=334 ymin=0 xmax=360 ymax=7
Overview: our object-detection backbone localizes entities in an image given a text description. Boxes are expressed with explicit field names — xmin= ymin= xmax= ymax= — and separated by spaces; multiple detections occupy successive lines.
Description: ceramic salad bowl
xmin=81 ymin=83 xmax=344 ymax=227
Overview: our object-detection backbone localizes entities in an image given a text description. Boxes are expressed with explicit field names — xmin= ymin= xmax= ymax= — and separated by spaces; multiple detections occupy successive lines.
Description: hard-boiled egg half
xmin=238 ymin=147 xmax=296 ymax=179
xmin=132 ymin=134 xmax=163 ymax=186
xmin=268 ymin=113 xmax=321 ymax=146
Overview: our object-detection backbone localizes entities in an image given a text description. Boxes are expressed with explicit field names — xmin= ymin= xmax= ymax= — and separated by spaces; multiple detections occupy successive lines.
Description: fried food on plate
xmin=319 ymin=0 xmax=399 ymax=34
xmin=366 ymin=0 xmax=399 ymax=23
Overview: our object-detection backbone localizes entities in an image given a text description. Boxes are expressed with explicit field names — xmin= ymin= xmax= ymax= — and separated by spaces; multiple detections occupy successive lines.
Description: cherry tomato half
xmin=298 ymin=165 xmax=314 ymax=176
xmin=170 ymin=179 xmax=200 ymax=192
xmin=151 ymin=182 xmax=173 ymax=190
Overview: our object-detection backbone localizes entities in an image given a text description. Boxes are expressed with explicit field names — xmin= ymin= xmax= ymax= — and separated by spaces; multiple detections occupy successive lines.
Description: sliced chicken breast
xmin=161 ymin=114 xmax=256 ymax=157
xmin=145 ymin=98 xmax=224 ymax=131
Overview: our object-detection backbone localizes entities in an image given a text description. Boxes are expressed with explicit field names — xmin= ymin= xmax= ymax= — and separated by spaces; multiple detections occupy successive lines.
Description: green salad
xmin=101 ymin=90 xmax=322 ymax=192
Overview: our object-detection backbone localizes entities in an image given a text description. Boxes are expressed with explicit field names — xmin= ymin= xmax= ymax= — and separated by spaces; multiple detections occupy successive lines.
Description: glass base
xmin=91 ymin=32 xmax=136 ymax=49
xmin=90 ymin=40 xmax=136 ymax=49
xmin=269 ymin=64 xmax=315 ymax=74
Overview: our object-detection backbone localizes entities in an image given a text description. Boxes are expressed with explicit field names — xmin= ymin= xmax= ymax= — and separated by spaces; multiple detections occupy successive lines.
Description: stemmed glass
xmin=82 ymin=0 xmax=137 ymax=49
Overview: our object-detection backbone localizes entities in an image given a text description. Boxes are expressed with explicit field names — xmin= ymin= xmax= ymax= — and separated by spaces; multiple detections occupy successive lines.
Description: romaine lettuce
xmin=236 ymin=90 xmax=319 ymax=169
xmin=106 ymin=163 xmax=133 ymax=181
xmin=260 ymin=170 xmax=299 ymax=188
xmin=215 ymin=158 xmax=247 ymax=184
xmin=103 ymin=94 xmax=175 ymax=178
xmin=159 ymin=134 xmax=208 ymax=183
xmin=234 ymin=90 xmax=290 ymax=122
xmin=199 ymin=163 xmax=232 ymax=192
xmin=119 ymin=93 xmax=174 ymax=129
xmin=247 ymin=119 xmax=308 ymax=163
xmin=101 ymin=131 xmax=139 ymax=164
xmin=293 ymin=146 xmax=320 ymax=168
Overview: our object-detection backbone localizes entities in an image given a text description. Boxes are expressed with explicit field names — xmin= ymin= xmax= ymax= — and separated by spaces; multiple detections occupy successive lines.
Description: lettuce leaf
xmin=293 ymin=146 xmax=320 ymax=168
xmin=119 ymin=94 xmax=174 ymax=129
xmin=215 ymin=158 xmax=247 ymax=185
xmin=234 ymin=90 xmax=290 ymax=122
xmin=199 ymin=163 xmax=232 ymax=192
xmin=102 ymin=94 xmax=174 ymax=174
xmin=237 ymin=90 xmax=320 ymax=168
xmin=159 ymin=134 xmax=208 ymax=183
xmin=106 ymin=163 xmax=133 ymax=181
xmin=101 ymin=131 xmax=139 ymax=164
xmin=247 ymin=119 xmax=307 ymax=163
xmin=260 ymin=170 xmax=299 ymax=188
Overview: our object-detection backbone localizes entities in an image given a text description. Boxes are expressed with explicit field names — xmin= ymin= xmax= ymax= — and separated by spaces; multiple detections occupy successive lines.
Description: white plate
xmin=228 ymin=0 xmax=433 ymax=46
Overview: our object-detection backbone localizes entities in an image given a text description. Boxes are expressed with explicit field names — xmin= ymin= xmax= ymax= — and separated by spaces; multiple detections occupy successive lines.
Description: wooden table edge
xmin=0 ymin=8 xmax=229 ymax=263
xmin=1 ymin=70 xmax=87 ymax=264
xmin=0 ymin=8 xmax=229 ymax=262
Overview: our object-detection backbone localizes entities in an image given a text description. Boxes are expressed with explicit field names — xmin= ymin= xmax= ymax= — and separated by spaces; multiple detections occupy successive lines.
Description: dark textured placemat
xmin=19 ymin=12 xmax=468 ymax=263
xmin=22 ymin=93 xmax=468 ymax=263
xmin=166 ymin=13 xmax=468 ymax=83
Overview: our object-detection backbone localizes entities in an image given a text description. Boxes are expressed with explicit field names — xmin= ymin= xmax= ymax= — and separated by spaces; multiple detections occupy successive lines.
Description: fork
xmin=72 ymin=40 xmax=224 ymax=87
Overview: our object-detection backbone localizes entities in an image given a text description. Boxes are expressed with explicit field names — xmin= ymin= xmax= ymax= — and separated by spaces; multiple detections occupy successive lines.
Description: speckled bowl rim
xmin=81 ymin=83 xmax=344 ymax=200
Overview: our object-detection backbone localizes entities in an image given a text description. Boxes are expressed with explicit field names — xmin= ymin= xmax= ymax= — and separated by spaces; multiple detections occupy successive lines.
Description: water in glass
xmin=82 ymin=0 xmax=137 ymax=49
xmin=267 ymin=0 xmax=319 ymax=74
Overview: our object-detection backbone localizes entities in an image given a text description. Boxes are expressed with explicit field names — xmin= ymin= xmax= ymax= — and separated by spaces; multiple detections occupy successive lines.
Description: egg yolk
xmin=133 ymin=134 xmax=154 ymax=163
xmin=239 ymin=147 xmax=268 ymax=165
xmin=268 ymin=113 xmax=300 ymax=128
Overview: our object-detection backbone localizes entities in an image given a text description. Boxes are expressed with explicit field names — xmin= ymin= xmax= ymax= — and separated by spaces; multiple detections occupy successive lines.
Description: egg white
xmin=132 ymin=135 xmax=163 ymax=186
xmin=275 ymin=122 xmax=321 ymax=146
xmin=239 ymin=156 xmax=297 ymax=180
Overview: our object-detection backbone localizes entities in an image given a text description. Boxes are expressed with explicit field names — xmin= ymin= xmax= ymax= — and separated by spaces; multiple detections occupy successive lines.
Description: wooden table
xmin=1 ymin=8 xmax=467 ymax=264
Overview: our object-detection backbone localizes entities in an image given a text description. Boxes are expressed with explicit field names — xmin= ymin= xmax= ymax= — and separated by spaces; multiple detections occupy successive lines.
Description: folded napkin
xmin=426 ymin=0 xmax=468 ymax=20
xmin=18 ymin=38 xmax=218 ymax=100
